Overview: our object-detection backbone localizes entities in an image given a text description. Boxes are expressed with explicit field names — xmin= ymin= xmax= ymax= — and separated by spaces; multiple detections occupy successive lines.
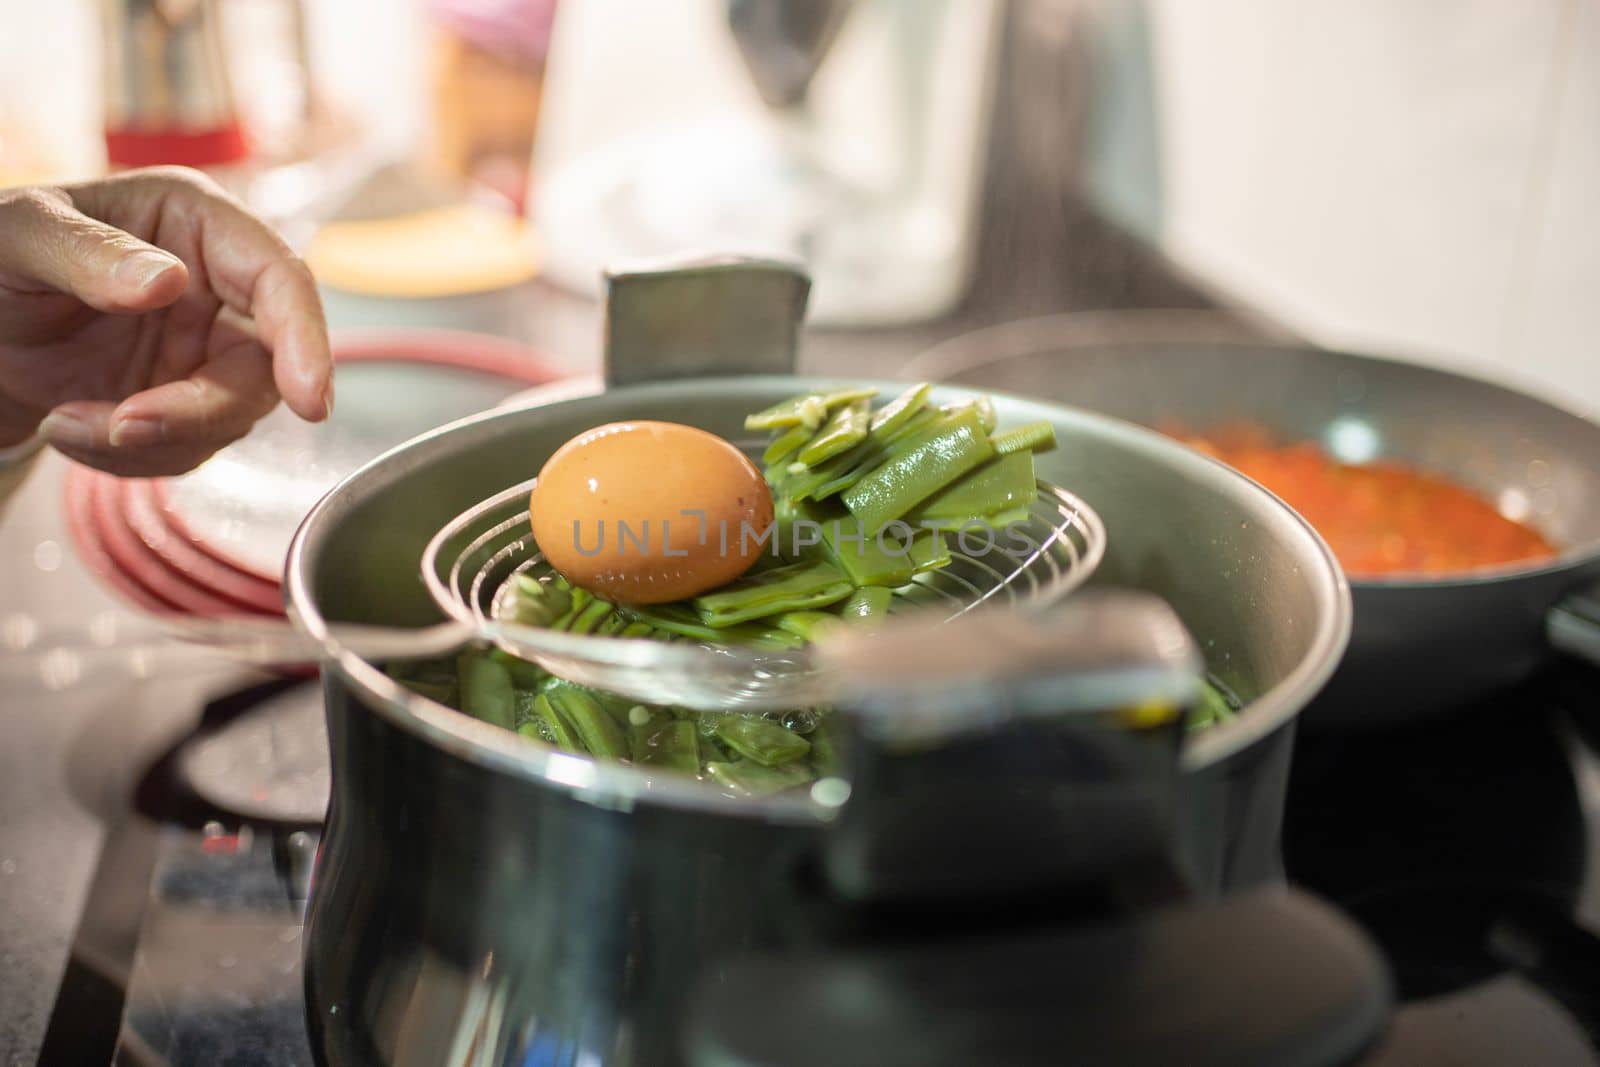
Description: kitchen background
xmin=1 ymin=0 xmax=1593 ymax=405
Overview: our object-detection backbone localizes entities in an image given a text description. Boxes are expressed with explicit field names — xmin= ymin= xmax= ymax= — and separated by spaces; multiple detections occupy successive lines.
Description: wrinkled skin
xmin=0 ymin=166 xmax=332 ymax=476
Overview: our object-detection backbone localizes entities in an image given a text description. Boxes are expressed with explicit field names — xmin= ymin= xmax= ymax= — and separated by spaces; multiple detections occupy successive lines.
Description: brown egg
xmin=529 ymin=421 xmax=774 ymax=604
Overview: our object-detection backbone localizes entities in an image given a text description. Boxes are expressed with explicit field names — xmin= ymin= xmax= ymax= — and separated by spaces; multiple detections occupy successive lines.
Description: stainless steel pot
xmin=904 ymin=312 xmax=1600 ymax=727
xmin=286 ymin=265 xmax=1350 ymax=1067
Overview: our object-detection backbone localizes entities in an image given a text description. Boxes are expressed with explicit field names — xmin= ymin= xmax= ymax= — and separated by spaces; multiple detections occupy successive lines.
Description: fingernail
xmin=115 ymin=251 xmax=181 ymax=291
xmin=39 ymin=411 xmax=98 ymax=449
xmin=109 ymin=416 xmax=165 ymax=448
xmin=322 ymin=378 xmax=336 ymax=420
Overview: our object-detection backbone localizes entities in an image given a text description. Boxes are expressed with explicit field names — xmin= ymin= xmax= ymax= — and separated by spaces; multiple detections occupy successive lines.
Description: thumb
xmin=0 ymin=187 xmax=188 ymax=313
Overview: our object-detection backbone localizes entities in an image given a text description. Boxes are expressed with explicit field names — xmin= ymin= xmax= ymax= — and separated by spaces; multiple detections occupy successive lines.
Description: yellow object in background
xmin=304 ymin=203 xmax=539 ymax=298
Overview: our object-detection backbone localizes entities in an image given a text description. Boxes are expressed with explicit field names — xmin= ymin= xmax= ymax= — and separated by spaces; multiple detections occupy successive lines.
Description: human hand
xmin=0 ymin=166 xmax=332 ymax=476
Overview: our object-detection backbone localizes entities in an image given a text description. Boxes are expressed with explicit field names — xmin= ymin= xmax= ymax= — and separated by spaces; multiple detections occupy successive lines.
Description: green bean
xmin=777 ymin=440 xmax=875 ymax=502
xmin=705 ymin=760 xmax=814 ymax=797
xmin=839 ymin=585 xmax=894 ymax=621
xmin=816 ymin=513 xmax=948 ymax=587
xmin=1190 ymin=681 xmax=1238 ymax=730
xmin=457 ymin=651 xmax=516 ymax=730
xmin=547 ymin=687 xmax=629 ymax=759
xmin=763 ymin=422 xmax=814 ymax=466
xmin=869 ymin=382 xmax=932 ymax=437
xmin=878 ymin=405 xmax=938 ymax=447
xmin=773 ymin=610 xmax=843 ymax=642
xmin=807 ymin=714 xmax=845 ymax=778
xmin=512 ymin=573 xmax=573 ymax=627
xmin=547 ymin=586 xmax=594 ymax=631
xmin=745 ymin=387 xmax=879 ymax=431
xmin=693 ymin=560 xmax=853 ymax=627
xmin=530 ymin=692 xmax=584 ymax=752
xmin=797 ymin=400 xmax=870 ymax=467
xmin=907 ymin=451 xmax=1036 ymax=525
xmin=567 ymin=597 xmax=617 ymax=634
xmin=713 ymin=716 xmax=811 ymax=766
xmin=622 ymin=604 xmax=794 ymax=645
xmin=842 ymin=408 xmax=995 ymax=529
xmin=990 ymin=421 xmax=1056 ymax=455
xmin=489 ymin=648 xmax=546 ymax=689
xmin=630 ymin=719 xmax=700 ymax=773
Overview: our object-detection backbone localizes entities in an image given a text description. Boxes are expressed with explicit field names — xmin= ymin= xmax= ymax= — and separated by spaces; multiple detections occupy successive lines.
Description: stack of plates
xmin=63 ymin=330 xmax=564 ymax=618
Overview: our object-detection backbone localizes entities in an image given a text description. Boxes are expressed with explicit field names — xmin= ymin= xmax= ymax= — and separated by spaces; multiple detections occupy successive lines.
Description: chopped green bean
xmin=457 ymin=651 xmax=516 ymax=730
xmin=990 ymin=421 xmax=1057 ymax=455
xmin=713 ymin=716 xmax=811 ymax=766
xmin=763 ymin=422 xmax=814 ymax=465
xmin=842 ymin=408 xmax=995 ymax=529
xmin=908 ymin=451 xmax=1037 ymax=525
xmin=530 ymin=692 xmax=584 ymax=752
xmin=815 ymin=512 xmax=949 ymax=587
xmin=693 ymin=560 xmax=853 ymax=627
xmin=512 ymin=574 xmax=573 ymax=627
xmin=547 ymin=687 xmax=629 ymax=759
xmin=797 ymin=400 xmax=871 ymax=467
xmin=773 ymin=610 xmax=844 ymax=642
xmin=745 ymin=387 xmax=879 ymax=431
xmin=631 ymin=719 xmax=700 ymax=773
xmin=568 ymin=597 xmax=617 ymax=634
xmin=489 ymin=648 xmax=546 ymax=689
xmin=869 ymin=382 xmax=932 ymax=437
xmin=705 ymin=759 xmax=814 ymax=797
xmin=839 ymin=585 xmax=894 ymax=620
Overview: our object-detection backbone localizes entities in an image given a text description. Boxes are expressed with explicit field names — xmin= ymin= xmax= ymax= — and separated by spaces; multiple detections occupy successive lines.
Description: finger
xmin=0 ymin=187 xmax=188 ymax=314
xmin=71 ymin=170 xmax=334 ymax=421
xmin=48 ymin=434 xmax=231 ymax=479
xmin=107 ymin=335 xmax=280 ymax=450
xmin=40 ymin=399 xmax=244 ymax=478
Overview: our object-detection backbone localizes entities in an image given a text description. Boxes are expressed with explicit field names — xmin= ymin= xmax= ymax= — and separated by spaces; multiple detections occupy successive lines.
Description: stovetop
xmin=29 ymin=665 xmax=1600 ymax=1066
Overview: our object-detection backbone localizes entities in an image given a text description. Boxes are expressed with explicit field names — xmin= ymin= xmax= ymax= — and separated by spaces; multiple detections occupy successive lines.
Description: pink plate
xmin=119 ymin=478 xmax=285 ymax=615
xmin=62 ymin=464 xmax=176 ymax=615
xmin=89 ymin=471 xmax=272 ymax=618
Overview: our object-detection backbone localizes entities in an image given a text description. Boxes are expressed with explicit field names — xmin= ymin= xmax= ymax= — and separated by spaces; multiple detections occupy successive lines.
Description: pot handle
xmin=815 ymin=591 xmax=1203 ymax=905
xmin=601 ymin=254 xmax=811 ymax=388
xmin=1547 ymin=580 xmax=1600 ymax=667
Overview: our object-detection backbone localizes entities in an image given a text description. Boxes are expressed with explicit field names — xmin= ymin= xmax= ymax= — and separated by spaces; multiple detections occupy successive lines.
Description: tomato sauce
xmin=1175 ymin=426 xmax=1558 ymax=577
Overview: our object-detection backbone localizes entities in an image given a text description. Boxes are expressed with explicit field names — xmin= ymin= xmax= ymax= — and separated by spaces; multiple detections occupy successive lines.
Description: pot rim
xmin=286 ymin=376 xmax=1352 ymax=819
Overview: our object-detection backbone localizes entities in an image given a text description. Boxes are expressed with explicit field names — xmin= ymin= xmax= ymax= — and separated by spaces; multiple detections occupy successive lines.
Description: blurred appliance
xmin=530 ymin=0 xmax=1003 ymax=326
xmin=100 ymin=0 xmax=251 ymax=171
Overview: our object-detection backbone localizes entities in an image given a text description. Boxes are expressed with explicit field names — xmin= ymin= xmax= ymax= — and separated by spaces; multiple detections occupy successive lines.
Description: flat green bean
xmin=630 ymin=719 xmax=700 ymax=773
xmin=797 ymin=400 xmax=870 ymax=467
xmin=457 ymin=651 xmax=516 ymax=729
xmin=745 ymin=387 xmax=879 ymax=431
xmin=868 ymin=382 xmax=932 ymax=437
xmin=530 ymin=692 xmax=584 ymax=752
xmin=548 ymin=687 xmax=629 ymax=759
xmin=842 ymin=408 xmax=994 ymax=529
xmin=908 ymin=451 xmax=1036 ymax=524
xmin=705 ymin=760 xmax=814 ymax=797
xmin=763 ymin=422 xmax=814 ymax=465
xmin=693 ymin=560 xmax=853 ymax=627
xmin=990 ymin=421 xmax=1057 ymax=455
xmin=839 ymin=585 xmax=894 ymax=620
xmin=713 ymin=716 xmax=811 ymax=766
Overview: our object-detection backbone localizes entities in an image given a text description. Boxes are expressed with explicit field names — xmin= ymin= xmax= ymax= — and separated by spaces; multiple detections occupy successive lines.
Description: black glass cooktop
xmin=38 ymin=668 xmax=1600 ymax=1066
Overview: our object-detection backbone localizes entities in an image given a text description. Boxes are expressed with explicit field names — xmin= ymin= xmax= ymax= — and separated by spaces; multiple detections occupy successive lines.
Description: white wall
xmin=1143 ymin=0 xmax=1599 ymax=414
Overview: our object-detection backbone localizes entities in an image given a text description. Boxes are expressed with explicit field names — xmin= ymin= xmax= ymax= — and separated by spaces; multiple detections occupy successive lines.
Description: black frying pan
xmin=905 ymin=311 xmax=1600 ymax=728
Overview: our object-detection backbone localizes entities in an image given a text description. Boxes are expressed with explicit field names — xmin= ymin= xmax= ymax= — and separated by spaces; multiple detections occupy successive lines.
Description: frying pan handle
xmin=1546 ymin=581 xmax=1600 ymax=667
xmin=601 ymin=254 xmax=812 ymax=387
